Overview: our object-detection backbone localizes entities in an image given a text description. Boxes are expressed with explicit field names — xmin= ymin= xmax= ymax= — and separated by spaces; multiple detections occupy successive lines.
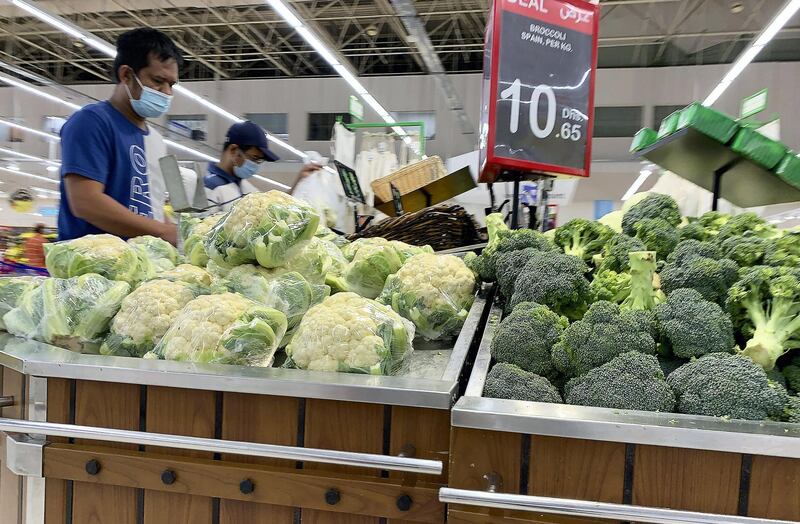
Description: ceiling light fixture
xmin=0 ymin=146 xmax=60 ymax=167
xmin=703 ymin=0 xmax=800 ymax=106
xmin=0 ymin=117 xmax=59 ymax=141
xmin=0 ymin=165 xmax=59 ymax=185
xmin=621 ymin=168 xmax=654 ymax=201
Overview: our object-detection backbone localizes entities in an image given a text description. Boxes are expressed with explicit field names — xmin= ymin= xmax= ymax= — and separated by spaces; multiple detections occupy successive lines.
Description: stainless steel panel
xmin=0 ymin=418 xmax=443 ymax=475
xmin=439 ymin=488 xmax=796 ymax=524
xmin=4 ymin=435 xmax=42 ymax=478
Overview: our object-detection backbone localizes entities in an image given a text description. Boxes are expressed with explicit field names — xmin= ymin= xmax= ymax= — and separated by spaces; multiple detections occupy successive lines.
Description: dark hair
xmin=112 ymin=28 xmax=183 ymax=83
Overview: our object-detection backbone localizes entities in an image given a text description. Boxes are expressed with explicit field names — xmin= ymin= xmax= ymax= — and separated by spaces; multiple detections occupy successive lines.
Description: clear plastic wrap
xmin=128 ymin=235 xmax=181 ymax=272
xmin=100 ymin=279 xmax=200 ymax=357
xmin=204 ymin=191 xmax=320 ymax=269
xmin=284 ymin=292 xmax=415 ymax=375
xmin=378 ymin=253 xmax=475 ymax=340
xmin=389 ymin=240 xmax=434 ymax=263
xmin=151 ymin=292 xmax=287 ymax=367
xmin=222 ymin=265 xmax=329 ymax=336
xmin=44 ymin=234 xmax=153 ymax=285
xmin=315 ymin=225 xmax=350 ymax=248
xmin=3 ymin=274 xmax=130 ymax=352
xmin=281 ymin=237 xmax=348 ymax=287
xmin=179 ymin=213 xmax=224 ymax=267
xmin=158 ymin=263 xmax=217 ymax=289
xmin=0 ymin=276 xmax=45 ymax=330
xmin=340 ymin=238 xmax=404 ymax=299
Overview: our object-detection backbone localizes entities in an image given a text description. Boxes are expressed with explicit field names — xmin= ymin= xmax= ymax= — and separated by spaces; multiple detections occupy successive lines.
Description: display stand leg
xmin=510 ymin=179 xmax=520 ymax=229
xmin=420 ymin=188 xmax=433 ymax=208
xmin=711 ymin=158 xmax=742 ymax=211
xmin=353 ymin=204 xmax=360 ymax=233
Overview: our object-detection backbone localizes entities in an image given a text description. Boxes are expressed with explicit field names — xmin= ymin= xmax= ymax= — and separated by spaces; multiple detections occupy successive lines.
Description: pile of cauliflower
xmin=0 ymin=190 xmax=477 ymax=375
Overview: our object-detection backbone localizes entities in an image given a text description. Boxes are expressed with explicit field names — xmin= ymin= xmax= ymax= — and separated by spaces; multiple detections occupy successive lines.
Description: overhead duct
xmin=389 ymin=0 xmax=476 ymax=138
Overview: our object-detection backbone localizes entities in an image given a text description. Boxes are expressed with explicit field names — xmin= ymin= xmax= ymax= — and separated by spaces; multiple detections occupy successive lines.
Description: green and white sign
xmin=349 ymin=95 xmax=364 ymax=122
xmin=740 ymin=89 xmax=768 ymax=119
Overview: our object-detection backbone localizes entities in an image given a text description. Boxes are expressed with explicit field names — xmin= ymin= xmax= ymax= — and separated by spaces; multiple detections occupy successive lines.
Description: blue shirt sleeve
xmin=60 ymin=109 xmax=112 ymax=185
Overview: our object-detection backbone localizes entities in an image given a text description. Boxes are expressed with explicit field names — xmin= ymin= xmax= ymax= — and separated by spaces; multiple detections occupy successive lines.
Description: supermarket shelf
xmin=634 ymin=127 xmax=800 ymax=207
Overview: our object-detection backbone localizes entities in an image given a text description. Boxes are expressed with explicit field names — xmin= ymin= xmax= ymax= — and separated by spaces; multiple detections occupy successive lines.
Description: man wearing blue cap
xmin=205 ymin=121 xmax=319 ymax=212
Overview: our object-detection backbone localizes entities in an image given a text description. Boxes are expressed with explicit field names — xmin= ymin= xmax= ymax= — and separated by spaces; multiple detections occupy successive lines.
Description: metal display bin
xmin=0 ymin=289 xmax=493 ymax=524
xmin=446 ymin=305 xmax=800 ymax=524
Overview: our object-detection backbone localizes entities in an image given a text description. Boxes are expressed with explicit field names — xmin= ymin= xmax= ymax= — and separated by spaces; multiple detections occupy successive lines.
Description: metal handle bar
xmin=0 ymin=418 xmax=442 ymax=475
xmin=0 ymin=396 xmax=14 ymax=408
xmin=439 ymin=488 xmax=795 ymax=524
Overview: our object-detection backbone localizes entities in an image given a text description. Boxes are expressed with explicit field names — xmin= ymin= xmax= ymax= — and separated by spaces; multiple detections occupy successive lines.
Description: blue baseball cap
xmin=224 ymin=121 xmax=279 ymax=162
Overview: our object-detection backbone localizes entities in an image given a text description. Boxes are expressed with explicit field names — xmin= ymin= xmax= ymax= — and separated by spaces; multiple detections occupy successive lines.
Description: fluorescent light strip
xmin=162 ymin=139 xmax=216 ymax=162
xmin=703 ymin=0 xmax=800 ymax=106
xmin=254 ymin=175 xmax=290 ymax=190
xmin=621 ymin=169 xmax=652 ymax=201
xmin=0 ymin=146 xmax=59 ymax=166
xmin=0 ymin=165 xmax=59 ymax=185
xmin=12 ymin=0 xmax=312 ymax=162
xmin=0 ymin=118 xmax=59 ymax=141
xmin=0 ymin=73 xmax=81 ymax=110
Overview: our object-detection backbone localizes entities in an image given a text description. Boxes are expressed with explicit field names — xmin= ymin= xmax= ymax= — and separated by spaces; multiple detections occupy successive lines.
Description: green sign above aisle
xmin=740 ymin=89 xmax=768 ymax=119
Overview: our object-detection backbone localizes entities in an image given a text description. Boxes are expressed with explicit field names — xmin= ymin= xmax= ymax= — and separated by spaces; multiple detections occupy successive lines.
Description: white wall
xmin=2 ymin=61 xmax=800 ymax=226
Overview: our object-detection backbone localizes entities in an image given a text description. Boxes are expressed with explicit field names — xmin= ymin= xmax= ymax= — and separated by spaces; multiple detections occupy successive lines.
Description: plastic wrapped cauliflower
xmin=159 ymin=263 xmax=217 ymax=289
xmin=390 ymin=241 xmax=434 ymax=263
xmin=4 ymin=274 xmax=130 ymax=352
xmin=45 ymin=234 xmax=153 ymax=285
xmin=100 ymin=279 xmax=199 ymax=357
xmin=282 ymin=237 xmax=348 ymax=289
xmin=205 ymin=191 xmax=320 ymax=268
xmin=179 ymin=213 xmax=223 ymax=267
xmin=222 ymin=265 xmax=329 ymax=335
xmin=151 ymin=292 xmax=287 ymax=367
xmin=128 ymin=235 xmax=180 ymax=272
xmin=285 ymin=292 xmax=415 ymax=375
xmin=339 ymin=238 xmax=404 ymax=299
xmin=378 ymin=253 xmax=475 ymax=340
xmin=0 ymin=276 xmax=45 ymax=330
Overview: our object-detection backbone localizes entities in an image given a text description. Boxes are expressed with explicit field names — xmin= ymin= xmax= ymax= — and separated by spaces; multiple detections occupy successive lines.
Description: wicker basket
xmin=371 ymin=156 xmax=447 ymax=203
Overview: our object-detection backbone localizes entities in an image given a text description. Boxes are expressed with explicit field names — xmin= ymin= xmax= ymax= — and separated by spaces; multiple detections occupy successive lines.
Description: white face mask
xmin=124 ymin=75 xmax=172 ymax=118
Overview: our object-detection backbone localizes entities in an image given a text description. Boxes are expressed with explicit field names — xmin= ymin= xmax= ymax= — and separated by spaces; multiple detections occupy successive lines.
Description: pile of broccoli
xmin=477 ymin=194 xmax=800 ymax=424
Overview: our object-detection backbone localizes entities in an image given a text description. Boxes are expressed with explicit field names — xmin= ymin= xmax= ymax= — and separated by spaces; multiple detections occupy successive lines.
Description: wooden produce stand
xmin=445 ymin=305 xmax=800 ymax=524
xmin=0 ymin=289 xmax=492 ymax=524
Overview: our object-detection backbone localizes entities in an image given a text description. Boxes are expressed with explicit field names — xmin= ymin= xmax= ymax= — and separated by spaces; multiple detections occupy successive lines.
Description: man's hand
xmin=158 ymin=222 xmax=178 ymax=246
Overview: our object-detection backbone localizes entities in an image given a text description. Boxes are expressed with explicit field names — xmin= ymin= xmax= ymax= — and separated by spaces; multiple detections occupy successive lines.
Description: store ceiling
xmin=1 ymin=0 xmax=799 ymax=83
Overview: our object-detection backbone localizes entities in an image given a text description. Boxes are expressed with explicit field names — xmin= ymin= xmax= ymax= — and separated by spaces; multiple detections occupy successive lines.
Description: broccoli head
xmin=632 ymin=218 xmax=680 ymax=260
xmin=727 ymin=266 xmax=800 ymax=371
xmin=784 ymin=356 xmax=800 ymax=393
xmin=678 ymin=221 xmax=707 ymax=242
xmin=765 ymin=231 xmax=800 ymax=268
xmin=508 ymin=251 xmax=591 ymax=320
xmin=483 ymin=362 xmax=563 ymax=403
xmin=720 ymin=233 xmax=770 ymax=267
xmin=717 ymin=212 xmax=777 ymax=241
xmin=495 ymin=248 xmax=537 ymax=299
xmin=661 ymin=254 xmax=738 ymax=306
xmin=590 ymin=269 xmax=631 ymax=304
xmin=620 ymin=251 xmax=665 ymax=312
xmin=655 ymin=288 xmax=734 ymax=359
xmin=621 ymin=193 xmax=681 ymax=236
xmin=477 ymin=228 xmax=556 ymax=282
xmin=551 ymin=301 xmax=656 ymax=377
xmin=564 ymin=352 xmax=675 ymax=412
xmin=595 ymin=234 xmax=648 ymax=273
xmin=553 ymin=219 xmax=615 ymax=264
xmin=667 ymin=353 xmax=789 ymax=421
xmin=785 ymin=395 xmax=800 ymax=423
xmin=490 ymin=302 xmax=567 ymax=382
xmin=658 ymin=355 xmax=686 ymax=377
xmin=667 ymin=240 xmax=722 ymax=265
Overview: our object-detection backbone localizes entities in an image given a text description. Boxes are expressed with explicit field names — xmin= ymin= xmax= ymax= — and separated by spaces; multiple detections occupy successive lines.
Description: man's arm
xmin=64 ymin=175 xmax=177 ymax=245
xmin=290 ymin=163 xmax=322 ymax=195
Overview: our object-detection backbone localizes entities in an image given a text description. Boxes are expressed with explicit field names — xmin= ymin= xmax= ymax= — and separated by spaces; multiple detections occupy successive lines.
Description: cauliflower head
xmin=205 ymin=191 xmax=319 ymax=268
xmin=44 ymin=234 xmax=153 ymax=285
xmin=281 ymin=237 xmax=348 ymax=287
xmin=378 ymin=253 xmax=475 ymax=340
xmin=389 ymin=241 xmax=434 ymax=263
xmin=0 ymin=276 xmax=44 ymax=330
xmin=181 ymin=213 xmax=223 ymax=267
xmin=128 ymin=235 xmax=180 ymax=272
xmin=340 ymin=238 xmax=404 ymax=299
xmin=159 ymin=264 xmax=216 ymax=289
xmin=285 ymin=292 xmax=415 ymax=375
xmin=101 ymin=279 xmax=197 ymax=357
xmin=4 ymin=273 xmax=130 ymax=352
xmin=152 ymin=292 xmax=287 ymax=367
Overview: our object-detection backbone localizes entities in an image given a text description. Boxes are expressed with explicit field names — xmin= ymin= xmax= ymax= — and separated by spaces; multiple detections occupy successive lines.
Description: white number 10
xmin=500 ymin=79 xmax=557 ymax=139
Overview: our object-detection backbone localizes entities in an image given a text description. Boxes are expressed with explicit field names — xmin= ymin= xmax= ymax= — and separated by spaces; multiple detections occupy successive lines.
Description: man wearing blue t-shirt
xmin=58 ymin=28 xmax=182 ymax=244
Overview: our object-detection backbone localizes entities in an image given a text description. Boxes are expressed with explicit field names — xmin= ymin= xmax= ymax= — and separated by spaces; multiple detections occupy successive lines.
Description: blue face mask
xmin=125 ymin=75 xmax=172 ymax=118
xmin=234 ymin=157 xmax=259 ymax=179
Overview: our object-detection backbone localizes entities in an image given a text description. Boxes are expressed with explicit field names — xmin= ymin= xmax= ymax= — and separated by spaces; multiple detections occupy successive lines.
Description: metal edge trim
xmin=440 ymin=291 xmax=491 ymax=383
xmin=463 ymin=303 xmax=502 ymax=398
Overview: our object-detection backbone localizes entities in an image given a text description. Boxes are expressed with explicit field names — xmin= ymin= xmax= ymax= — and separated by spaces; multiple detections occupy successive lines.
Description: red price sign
xmin=479 ymin=0 xmax=600 ymax=183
